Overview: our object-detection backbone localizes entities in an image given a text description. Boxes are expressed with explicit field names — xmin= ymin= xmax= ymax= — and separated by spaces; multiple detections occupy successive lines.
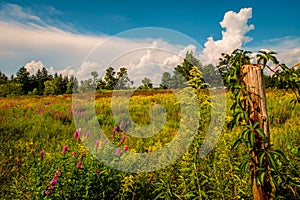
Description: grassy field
xmin=0 ymin=89 xmax=299 ymax=199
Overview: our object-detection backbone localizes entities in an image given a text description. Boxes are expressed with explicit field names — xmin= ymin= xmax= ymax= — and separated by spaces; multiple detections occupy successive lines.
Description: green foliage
xmin=219 ymin=48 xmax=300 ymax=199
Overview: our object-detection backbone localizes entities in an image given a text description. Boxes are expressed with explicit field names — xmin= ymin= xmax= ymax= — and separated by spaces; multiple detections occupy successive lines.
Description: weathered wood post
xmin=241 ymin=64 xmax=272 ymax=200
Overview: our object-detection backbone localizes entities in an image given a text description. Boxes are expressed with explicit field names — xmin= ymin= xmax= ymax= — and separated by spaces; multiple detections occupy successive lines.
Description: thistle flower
xmin=62 ymin=145 xmax=68 ymax=155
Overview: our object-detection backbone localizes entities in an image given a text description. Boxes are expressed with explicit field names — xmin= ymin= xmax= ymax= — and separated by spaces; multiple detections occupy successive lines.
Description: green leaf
xmin=248 ymin=131 xmax=255 ymax=147
xmin=255 ymin=128 xmax=266 ymax=142
xmin=242 ymin=129 xmax=250 ymax=141
xmin=267 ymin=153 xmax=279 ymax=174
xmin=269 ymin=150 xmax=288 ymax=162
xmin=258 ymin=152 xmax=266 ymax=167
xmin=231 ymin=139 xmax=243 ymax=150
xmin=258 ymin=171 xmax=266 ymax=186
xmin=252 ymin=122 xmax=260 ymax=129
xmin=239 ymin=160 xmax=249 ymax=174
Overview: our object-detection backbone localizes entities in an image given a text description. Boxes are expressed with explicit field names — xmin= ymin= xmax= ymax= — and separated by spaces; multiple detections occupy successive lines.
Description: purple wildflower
xmin=116 ymin=147 xmax=121 ymax=155
xmin=62 ymin=145 xmax=68 ymax=155
xmin=103 ymin=139 xmax=107 ymax=145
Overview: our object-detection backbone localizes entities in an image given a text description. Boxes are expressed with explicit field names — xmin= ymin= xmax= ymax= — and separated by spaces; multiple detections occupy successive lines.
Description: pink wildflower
xmin=123 ymin=145 xmax=129 ymax=152
xmin=116 ymin=147 xmax=121 ymax=155
xmin=31 ymin=149 xmax=35 ymax=155
xmin=73 ymin=129 xmax=81 ymax=139
xmin=120 ymin=121 xmax=124 ymax=129
xmin=50 ymin=177 xmax=58 ymax=185
xmin=95 ymin=141 xmax=99 ymax=151
xmin=113 ymin=126 xmax=119 ymax=134
xmin=76 ymin=161 xmax=82 ymax=169
xmin=103 ymin=139 xmax=107 ymax=145
xmin=45 ymin=190 xmax=51 ymax=195
xmin=40 ymin=149 xmax=45 ymax=160
xmin=62 ymin=145 xmax=68 ymax=155
xmin=85 ymin=131 xmax=90 ymax=137
xmin=95 ymin=169 xmax=100 ymax=175
xmin=72 ymin=151 xmax=77 ymax=156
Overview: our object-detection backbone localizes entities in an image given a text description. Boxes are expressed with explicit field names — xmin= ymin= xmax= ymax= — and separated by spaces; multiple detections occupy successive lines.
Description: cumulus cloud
xmin=163 ymin=44 xmax=197 ymax=66
xmin=199 ymin=8 xmax=254 ymax=65
xmin=24 ymin=60 xmax=44 ymax=74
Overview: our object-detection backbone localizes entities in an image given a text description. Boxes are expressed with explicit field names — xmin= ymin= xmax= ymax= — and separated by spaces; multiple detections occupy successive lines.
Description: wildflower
xmin=95 ymin=169 xmax=100 ymax=175
xmin=76 ymin=161 xmax=82 ymax=169
xmin=73 ymin=129 xmax=81 ymax=140
xmin=45 ymin=190 xmax=51 ymax=195
xmin=40 ymin=149 xmax=45 ymax=160
xmin=85 ymin=131 xmax=90 ymax=137
xmin=50 ymin=177 xmax=58 ymax=185
xmin=62 ymin=145 xmax=68 ymax=155
xmin=113 ymin=126 xmax=119 ymax=134
xmin=95 ymin=141 xmax=99 ymax=151
xmin=31 ymin=149 xmax=35 ymax=155
xmin=72 ymin=151 xmax=77 ymax=156
xmin=116 ymin=147 xmax=121 ymax=155
xmin=103 ymin=139 xmax=107 ymax=145
xmin=120 ymin=121 xmax=124 ymax=129
xmin=123 ymin=145 xmax=129 ymax=152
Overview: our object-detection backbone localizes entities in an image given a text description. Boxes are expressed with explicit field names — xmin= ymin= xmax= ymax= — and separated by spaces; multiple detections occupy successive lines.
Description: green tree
xmin=115 ymin=67 xmax=131 ymax=89
xmin=160 ymin=72 xmax=171 ymax=89
xmin=104 ymin=67 xmax=117 ymax=90
xmin=139 ymin=77 xmax=153 ymax=90
xmin=15 ymin=67 xmax=30 ymax=94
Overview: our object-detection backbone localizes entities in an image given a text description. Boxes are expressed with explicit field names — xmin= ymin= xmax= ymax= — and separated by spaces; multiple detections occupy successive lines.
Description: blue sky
xmin=0 ymin=0 xmax=300 ymax=81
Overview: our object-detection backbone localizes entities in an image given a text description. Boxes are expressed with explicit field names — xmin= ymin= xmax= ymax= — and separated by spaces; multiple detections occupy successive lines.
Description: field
xmin=0 ymin=89 xmax=299 ymax=199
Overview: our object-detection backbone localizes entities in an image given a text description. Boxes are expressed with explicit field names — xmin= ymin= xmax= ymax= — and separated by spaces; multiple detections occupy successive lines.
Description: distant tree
xmin=104 ymin=67 xmax=117 ymax=90
xmin=115 ymin=67 xmax=131 ymax=89
xmin=0 ymin=71 xmax=8 ymax=85
xmin=160 ymin=72 xmax=171 ymax=89
xmin=0 ymin=82 xmax=23 ymax=97
xmin=139 ymin=77 xmax=153 ymax=90
xmin=44 ymin=80 xmax=57 ymax=95
xmin=174 ymin=52 xmax=202 ymax=81
xmin=15 ymin=67 xmax=30 ymax=94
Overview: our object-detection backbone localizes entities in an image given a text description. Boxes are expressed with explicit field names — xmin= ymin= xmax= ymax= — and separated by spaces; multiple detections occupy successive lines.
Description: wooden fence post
xmin=241 ymin=64 xmax=272 ymax=200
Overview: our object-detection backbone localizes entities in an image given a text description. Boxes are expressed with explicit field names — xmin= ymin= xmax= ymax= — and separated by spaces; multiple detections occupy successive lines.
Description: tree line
xmin=0 ymin=52 xmax=298 ymax=97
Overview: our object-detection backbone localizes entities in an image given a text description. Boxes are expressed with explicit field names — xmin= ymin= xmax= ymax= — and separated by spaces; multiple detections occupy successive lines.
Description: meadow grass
xmin=0 ymin=89 xmax=299 ymax=199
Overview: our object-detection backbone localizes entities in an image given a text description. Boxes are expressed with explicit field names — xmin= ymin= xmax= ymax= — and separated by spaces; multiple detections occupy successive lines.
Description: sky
xmin=0 ymin=0 xmax=299 ymax=84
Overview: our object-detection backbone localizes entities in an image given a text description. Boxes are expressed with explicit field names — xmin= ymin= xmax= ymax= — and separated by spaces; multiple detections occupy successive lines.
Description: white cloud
xmin=163 ymin=44 xmax=197 ymax=66
xmin=199 ymin=8 xmax=254 ymax=65
xmin=24 ymin=60 xmax=44 ymax=74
